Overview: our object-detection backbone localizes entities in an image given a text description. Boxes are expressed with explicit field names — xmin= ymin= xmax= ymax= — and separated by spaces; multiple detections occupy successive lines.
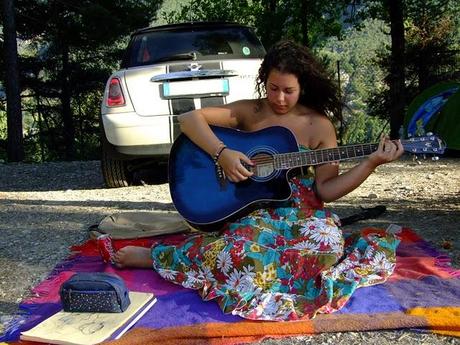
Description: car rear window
xmin=123 ymin=25 xmax=265 ymax=68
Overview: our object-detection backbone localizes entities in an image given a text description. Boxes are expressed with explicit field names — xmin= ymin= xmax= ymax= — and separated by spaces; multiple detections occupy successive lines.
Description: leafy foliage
xmin=1 ymin=0 xmax=164 ymax=161
xmin=161 ymin=0 xmax=352 ymax=48
xmin=361 ymin=0 xmax=459 ymax=135
xmin=404 ymin=0 xmax=459 ymax=93
xmin=321 ymin=19 xmax=390 ymax=143
xmin=2 ymin=0 xmax=459 ymax=161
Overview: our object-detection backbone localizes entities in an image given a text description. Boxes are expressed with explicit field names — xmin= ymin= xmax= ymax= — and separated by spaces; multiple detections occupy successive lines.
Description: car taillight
xmin=107 ymin=77 xmax=126 ymax=107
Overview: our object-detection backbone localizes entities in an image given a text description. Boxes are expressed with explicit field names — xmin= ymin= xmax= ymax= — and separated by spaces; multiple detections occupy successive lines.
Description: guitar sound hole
xmin=251 ymin=153 xmax=275 ymax=178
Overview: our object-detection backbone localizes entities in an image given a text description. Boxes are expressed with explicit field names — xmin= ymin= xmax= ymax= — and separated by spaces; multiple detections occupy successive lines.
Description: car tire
xmin=101 ymin=145 xmax=134 ymax=188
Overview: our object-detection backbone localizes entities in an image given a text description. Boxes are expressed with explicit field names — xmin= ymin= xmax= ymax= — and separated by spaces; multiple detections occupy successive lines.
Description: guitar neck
xmin=275 ymin=143 xmax=380 ymax=169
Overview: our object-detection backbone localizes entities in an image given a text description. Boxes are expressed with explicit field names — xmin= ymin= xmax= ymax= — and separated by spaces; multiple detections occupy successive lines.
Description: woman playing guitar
xmin=108 ymin=40 xmax=404 ymax=320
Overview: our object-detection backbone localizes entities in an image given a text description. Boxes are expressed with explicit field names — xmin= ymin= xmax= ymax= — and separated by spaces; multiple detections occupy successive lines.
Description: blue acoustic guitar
xmin=169 ymin=125 xmax=445 ymax=231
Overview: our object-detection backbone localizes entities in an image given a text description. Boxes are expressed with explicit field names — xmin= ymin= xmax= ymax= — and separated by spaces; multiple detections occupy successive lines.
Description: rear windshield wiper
xmin=152 ymin=52 xmax=197 ymax=64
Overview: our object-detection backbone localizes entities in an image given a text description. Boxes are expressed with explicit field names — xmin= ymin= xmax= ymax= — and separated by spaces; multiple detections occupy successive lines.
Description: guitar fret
xmin=334 ymin=149 xmax=340 ymax=161
xmin=350 ymin=146 xmax=355 ymax=156
xmin=296 ymin=153 xmax=302 ymax=166
xmin=326 ymin=149 xmax=333 ymax=162
xmin=316 ymin=151 xmax=322 ymax=164
xmin=301 ymin=152 xmax=307 ymax=166
xmin=348 ymin=146 xmax=355 ymax=157
xmin=279 ymin=154 xmax=286 ymax=169
xmin=310 ymin=151 xmax=317 ymax=164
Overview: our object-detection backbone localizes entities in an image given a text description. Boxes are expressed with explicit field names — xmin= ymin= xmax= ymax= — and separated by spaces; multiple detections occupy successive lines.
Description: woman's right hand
xmin=365 ymin=135 xmax=404 ymax=170
xmin=217 ymin=148 xmax=254 ymax=182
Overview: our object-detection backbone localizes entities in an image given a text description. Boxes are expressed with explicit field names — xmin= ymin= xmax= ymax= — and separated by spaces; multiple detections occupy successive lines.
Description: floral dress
xmin=151 ymin=169 xmax=400 ymax=321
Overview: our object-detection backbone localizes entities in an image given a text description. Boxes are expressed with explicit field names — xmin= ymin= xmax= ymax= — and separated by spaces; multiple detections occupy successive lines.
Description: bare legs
xmin=112 ymin=246 xmax=153 ymax=268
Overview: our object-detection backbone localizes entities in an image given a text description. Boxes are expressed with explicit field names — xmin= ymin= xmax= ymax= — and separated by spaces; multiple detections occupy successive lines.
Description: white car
xmin=100 ymin=22 xmax=266 ymax=187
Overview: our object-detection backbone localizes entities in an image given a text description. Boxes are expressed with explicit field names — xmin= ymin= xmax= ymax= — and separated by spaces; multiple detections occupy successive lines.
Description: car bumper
xmin=102 ymin=112 xmax=177 ymax=156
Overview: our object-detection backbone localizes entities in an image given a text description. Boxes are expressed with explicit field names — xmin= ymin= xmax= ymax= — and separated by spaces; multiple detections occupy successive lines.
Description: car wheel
xmin=101 ymin=145 xmax=134 ymax=188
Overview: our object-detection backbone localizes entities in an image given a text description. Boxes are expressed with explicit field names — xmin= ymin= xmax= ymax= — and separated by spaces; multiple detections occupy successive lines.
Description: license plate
xmin=162 ymin=79 xmax=229 ymax=99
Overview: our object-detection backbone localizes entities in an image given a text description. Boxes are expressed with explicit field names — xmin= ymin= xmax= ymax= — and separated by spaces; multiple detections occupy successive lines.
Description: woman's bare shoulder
xmin=231 ymin=99 xmax=260 ymax=113
xmin=195 ymin=99 xmax=259 ymax=128
xmin=314 ymin=114 xmax=337 ymax=148
xmin=312 ymin=112 xmax=335 ymax=128
xmin=229 ymin=99 xmax=263 ymax=128
xmin=297 ymin=106 xmax=334 ymax=128
xmin=301 ymin=110 xmax=337 ymax=148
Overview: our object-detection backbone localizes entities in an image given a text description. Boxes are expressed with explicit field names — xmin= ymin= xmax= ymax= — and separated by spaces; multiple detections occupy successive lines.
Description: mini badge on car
xmin=187 ymin=62 xmax=202 ymax=71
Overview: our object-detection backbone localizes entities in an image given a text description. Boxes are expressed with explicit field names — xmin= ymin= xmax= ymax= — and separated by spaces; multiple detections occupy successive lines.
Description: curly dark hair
xmin=256 ymin=40 xmax=342 ymax=122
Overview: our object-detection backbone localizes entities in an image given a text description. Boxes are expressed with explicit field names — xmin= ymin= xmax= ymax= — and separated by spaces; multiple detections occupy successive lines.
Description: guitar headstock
xmin=402 ymin=134 xmax=446 ymax=156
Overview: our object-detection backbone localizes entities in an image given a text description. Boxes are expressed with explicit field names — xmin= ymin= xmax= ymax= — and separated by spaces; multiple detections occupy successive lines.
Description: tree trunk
xmin=388 ymin=0 xmax=405 ymax=139
xmin=261 ymin=0 xmax=279 ymax=47
xmin=34 ymin=90 xmax=45 ymax=161
xmin=61 ymin=44 xmax=76 ymax=160
xmin=1 ymin=0 xmax=25 ymax=162
xmin=300 ymin=0 xmax=310 ymax=47
xmin=417 ymin=50 xmax=431 ymax=91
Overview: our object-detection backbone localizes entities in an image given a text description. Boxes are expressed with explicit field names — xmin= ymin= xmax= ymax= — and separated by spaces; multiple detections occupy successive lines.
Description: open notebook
xmin=21 ymin=291 xmax=156 ymax=345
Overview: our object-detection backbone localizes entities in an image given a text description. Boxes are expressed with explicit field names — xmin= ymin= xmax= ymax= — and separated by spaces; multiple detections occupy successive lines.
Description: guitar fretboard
xmin=275 ymin=143 xmax=380 ymax=169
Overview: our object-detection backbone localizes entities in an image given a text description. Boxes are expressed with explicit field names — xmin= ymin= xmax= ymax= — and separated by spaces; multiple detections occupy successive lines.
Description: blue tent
xmin=404 ymin=81 xmax=460 ymax=152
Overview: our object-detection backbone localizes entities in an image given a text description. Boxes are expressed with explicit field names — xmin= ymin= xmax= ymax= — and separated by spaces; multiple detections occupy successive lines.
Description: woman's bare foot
xmin=112 ymin=246 xmax=153 ymax=268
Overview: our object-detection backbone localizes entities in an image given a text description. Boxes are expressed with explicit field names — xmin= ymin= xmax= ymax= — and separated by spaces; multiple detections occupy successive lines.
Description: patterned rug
xmin=1 ymin=227 xmax=459 ymax=345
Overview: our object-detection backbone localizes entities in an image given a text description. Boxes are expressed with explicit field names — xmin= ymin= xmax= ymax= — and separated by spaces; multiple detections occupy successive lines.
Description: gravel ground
xmin=0 ymin=158 xmax=459 ymax=344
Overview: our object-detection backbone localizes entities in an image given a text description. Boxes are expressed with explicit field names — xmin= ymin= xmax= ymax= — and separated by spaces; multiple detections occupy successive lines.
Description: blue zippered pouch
xmin=60 ymin=272 xmax=131 ymax=313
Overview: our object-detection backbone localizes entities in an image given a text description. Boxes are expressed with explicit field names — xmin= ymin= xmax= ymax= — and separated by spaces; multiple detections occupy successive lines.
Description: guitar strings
xmin=224 ymin=139 xmax=436 ymax=166
xmin=247 ymin=147 xmax=377 ymax=165
xmin=238 ymin=139 xmax=438 ymax=166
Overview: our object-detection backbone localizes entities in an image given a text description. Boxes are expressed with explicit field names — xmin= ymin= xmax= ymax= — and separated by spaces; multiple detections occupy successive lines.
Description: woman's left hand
xmin=366 ymin=135 xmax=404 ymax=169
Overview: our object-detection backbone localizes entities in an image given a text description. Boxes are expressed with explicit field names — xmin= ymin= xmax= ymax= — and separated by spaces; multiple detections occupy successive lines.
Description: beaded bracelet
xmin=213 ymin=145 xmax=227 ymax=163
xmin=213 ymin=141 xmax=224 ymax=153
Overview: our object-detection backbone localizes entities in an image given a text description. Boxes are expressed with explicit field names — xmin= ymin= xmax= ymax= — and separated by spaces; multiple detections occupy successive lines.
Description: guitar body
xmin=169 ymin=126 xmax=299 ymax=230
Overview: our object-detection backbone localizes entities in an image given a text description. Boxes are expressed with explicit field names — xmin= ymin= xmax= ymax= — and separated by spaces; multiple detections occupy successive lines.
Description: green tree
xmin=405 ymin=0 xmax=459 ymax=94
xmin=362 ymin=0 xmax=459 ymax=138
xmin=1 ymin=0 xmax=25 ymax=162
xmin=1 ymin=0 xmax=164 ymax=161
xmin=321 ymin=19 xmax=390 ymax=144
xmin=162 ymin=0 xmax=351 ymax=48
